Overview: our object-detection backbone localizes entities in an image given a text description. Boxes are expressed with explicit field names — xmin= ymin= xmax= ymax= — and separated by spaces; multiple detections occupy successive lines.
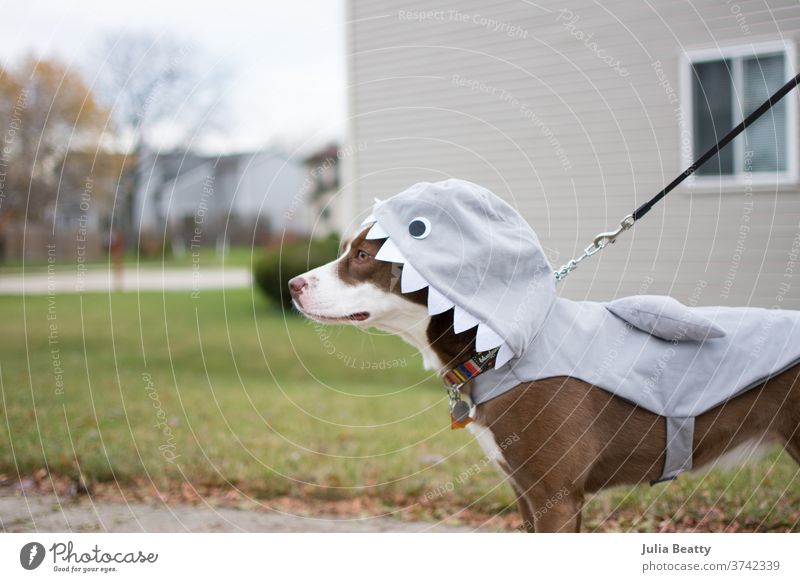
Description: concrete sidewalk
xmin=0 ymin=267 xmax=251 ymax=295
xmin=0 ymin=492 xmax=479 ymax=533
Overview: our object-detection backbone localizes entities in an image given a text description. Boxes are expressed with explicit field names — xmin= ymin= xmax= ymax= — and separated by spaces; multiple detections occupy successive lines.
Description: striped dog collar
xmin=443 ymin=347 xmax=500 ymax=388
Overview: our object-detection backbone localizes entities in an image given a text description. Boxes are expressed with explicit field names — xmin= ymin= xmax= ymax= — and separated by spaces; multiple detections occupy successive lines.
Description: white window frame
xmin=679 ymin=39 xmax=798 ymax=189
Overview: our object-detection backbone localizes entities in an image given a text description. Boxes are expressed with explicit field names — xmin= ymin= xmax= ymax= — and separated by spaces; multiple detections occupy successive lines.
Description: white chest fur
xmin=468 ymin=422 xmax=510 ymax=474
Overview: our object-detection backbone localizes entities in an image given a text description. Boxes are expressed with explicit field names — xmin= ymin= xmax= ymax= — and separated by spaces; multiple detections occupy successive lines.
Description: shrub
xmin=253 ymin=236 xmax=340 ymax=310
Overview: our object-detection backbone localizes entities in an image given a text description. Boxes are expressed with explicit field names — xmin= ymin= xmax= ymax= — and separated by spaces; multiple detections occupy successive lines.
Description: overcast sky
xmin=0 ymin=0 xmax=346 ymax=154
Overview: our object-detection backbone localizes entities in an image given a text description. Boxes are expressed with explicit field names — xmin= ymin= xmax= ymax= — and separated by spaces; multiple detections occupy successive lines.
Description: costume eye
xmin=408 ymin=217 xmax=431 ymax=239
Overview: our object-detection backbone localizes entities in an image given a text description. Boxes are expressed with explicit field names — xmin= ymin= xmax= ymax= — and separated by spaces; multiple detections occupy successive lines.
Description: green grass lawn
xmin=0 ymin=287 xmax=798 ymax=530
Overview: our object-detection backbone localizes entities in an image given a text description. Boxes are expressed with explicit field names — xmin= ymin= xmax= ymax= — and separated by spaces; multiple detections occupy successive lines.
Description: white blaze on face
xmin=293 ymin=254 xmax=376 ymax=319
xmin=292 ymin=246 xmax=442 ymax=369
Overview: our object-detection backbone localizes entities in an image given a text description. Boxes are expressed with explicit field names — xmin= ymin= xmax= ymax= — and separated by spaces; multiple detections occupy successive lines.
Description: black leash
xmin=555 ymin=72 xmax=800 ymax=281
xmin=633 ymin=72 xmax=800 ymax=221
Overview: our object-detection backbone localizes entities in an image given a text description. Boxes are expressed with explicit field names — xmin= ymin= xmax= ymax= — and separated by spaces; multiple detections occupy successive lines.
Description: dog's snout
xmin=288 ymin=276 xmax=308 ymax=297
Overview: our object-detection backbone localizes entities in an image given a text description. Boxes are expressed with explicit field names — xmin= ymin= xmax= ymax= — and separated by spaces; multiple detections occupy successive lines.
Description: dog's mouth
xmin=293 ymin=300 xmax=370 ymax=323
xmin=310 ymin=311 xmax=370 ymax=323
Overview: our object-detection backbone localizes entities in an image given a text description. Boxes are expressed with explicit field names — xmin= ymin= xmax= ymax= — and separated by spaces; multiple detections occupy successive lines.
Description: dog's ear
xmin=339 ymin=237 xmax=352 ymax=256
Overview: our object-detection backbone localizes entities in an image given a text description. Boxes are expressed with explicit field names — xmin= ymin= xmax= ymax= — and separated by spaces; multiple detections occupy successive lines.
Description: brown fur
xmin=339 ymin=229 xmax=800 ymax=532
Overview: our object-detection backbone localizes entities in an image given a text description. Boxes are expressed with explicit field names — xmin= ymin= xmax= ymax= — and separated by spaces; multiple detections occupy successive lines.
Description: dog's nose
xmin=288 ymin=276 xmax=308 ymax=297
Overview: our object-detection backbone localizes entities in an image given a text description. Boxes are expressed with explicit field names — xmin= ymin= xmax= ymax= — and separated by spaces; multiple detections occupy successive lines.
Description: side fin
xmin=606 ymin=295 xmax=725 ymax=342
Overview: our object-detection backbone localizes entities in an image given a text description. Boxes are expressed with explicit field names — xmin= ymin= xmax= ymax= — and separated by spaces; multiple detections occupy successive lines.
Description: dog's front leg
xmin=508 ymin=481 xmax=536 ymax=532
xmin=528 ymin=485 xmax=584 ymax=533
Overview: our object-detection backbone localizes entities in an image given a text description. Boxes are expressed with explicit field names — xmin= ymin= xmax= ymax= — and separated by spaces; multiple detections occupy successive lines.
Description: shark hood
xmin=364 ymin=178 xmax=800 ymax=481
xmin=364 ymin=179 xmax=556 ymax=369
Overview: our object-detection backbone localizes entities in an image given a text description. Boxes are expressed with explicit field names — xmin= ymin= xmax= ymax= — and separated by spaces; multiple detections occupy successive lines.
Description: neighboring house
xmin=134 ymin=150 xmax=307 ymax=252
xmin=0 ymin=151 xmax=128 ymax=262
xmin=303 ymin=144 xmax=343 ymax=237
xmin=343 ymin=0 xmax=800 ymax=308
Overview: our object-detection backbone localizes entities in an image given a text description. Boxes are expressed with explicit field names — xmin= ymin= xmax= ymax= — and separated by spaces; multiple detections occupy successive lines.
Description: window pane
xmin=692 ymin=59 xmax=734 ymax=175
xmin=742 ymin=53 xmax=786 ymax=173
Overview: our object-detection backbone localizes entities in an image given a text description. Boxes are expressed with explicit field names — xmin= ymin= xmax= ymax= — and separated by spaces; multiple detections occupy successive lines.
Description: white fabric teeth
xmin=495 ymin=343 xmax=514 ymax=368
xmin=368 ymin=219 xmax=511 ymax=369
xmin=453 ymin=306 xmax=479 ymax=333
xmin=374 ymin=237 xmax=406 ymax=263
xmin=426 ymin=287 xmax=454 ymax=315
xmin=475 ymin=324 xmax=504 ymax=352
xmin=400 ymin=263 xmax=428 ymax=293
xmin=365 ymin=222 xmax=388 ymax=239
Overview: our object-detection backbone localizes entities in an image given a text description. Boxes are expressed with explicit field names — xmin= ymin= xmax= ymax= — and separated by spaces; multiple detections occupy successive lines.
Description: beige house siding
xmin=343 ymin=0 xmax=800 ymax=308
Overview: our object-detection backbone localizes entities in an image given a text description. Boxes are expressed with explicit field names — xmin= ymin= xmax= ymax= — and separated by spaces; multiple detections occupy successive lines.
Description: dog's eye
xmin=356 ymin=249 xmax=370 ymax=261
xmin=408 ymin=217 xmax=431 ymax=239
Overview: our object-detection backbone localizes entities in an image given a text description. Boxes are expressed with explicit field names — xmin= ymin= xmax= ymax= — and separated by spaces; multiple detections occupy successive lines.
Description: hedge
xmin=253 ymin=236 xmax=340 ymax=310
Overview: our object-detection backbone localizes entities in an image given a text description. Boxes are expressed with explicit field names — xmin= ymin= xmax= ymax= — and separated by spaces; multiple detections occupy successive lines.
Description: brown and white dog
xmin=288 ymin=228 xmax=800 ymax=532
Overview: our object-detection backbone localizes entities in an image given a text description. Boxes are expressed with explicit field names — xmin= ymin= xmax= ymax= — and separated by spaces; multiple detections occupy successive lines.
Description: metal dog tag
xmin=451 ymin=400 xmax=471 ymax=422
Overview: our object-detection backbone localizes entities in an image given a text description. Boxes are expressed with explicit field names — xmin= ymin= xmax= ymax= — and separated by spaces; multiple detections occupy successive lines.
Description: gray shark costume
xmin=363 ymin=179 xmax=800 ymax=481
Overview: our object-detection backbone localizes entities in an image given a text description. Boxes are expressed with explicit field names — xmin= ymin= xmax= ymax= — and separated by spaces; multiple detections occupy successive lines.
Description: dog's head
xmin=289 ymin=227 xmax=447 ymax=367
xmin=289 ymin=179 xmax=557 ymax=371
xmin=288 ymin=226 xmax=425 ymax=328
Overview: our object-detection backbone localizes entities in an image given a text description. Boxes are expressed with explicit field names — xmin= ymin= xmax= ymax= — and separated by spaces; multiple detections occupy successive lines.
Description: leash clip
xmin=591 ymin=213 xmax=635 ymax=249
xmin=555 ymin=214 xmax=635 ymax=282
